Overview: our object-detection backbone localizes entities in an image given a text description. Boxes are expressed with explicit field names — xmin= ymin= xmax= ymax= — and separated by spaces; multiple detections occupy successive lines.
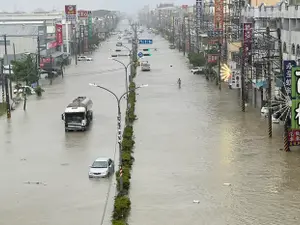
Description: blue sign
xmin=284 ymin=60 xmax=296 ymax=98
xmin=137 ymin=52 xmax=144 ymax=58
xmin=139 ymin=39 xmax=153 ymax=44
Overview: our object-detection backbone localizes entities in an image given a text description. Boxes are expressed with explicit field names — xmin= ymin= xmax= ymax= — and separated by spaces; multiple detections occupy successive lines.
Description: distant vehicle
xmin=13 ymin=85 xmax=35 ymax=95
xmin=89 ymin=158 xmax=115 ymax=178
xmin=116 ymin=42 xmax=122 ymax=47
xmin=191 ymin=67 xmax=204 ymax=74
xmin=61 ymin=96 xmax=93 ymax=132
xmin=77 ymin=56 xmax=93 ymax=61
xmin=141 ymin=62 xmax=151 ymax=71
xmin=169 ymin=44 xmax=175 ymax=49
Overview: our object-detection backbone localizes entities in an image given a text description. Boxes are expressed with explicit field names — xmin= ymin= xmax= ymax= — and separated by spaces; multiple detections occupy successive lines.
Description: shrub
xmin=122 ymin=151 xmax=134 ymax=167
xmin=121 ymin=138 xmax=135 ymax=152
xmin=112 ymin=196 xmax=131 ymax=220
xmin=116 ymin=170 xmax=131 ymax=192
xmin=112 ymin=220 xmax=127 ymax=225
xmin=34 ymin=86 xmax=44 ymax=96
xmin=123 ymin=125 xmax=133 ymax=139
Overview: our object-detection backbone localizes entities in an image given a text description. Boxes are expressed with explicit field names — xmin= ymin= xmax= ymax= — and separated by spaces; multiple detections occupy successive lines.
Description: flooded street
xmin=0 ymin=34 xmax=129 ymax=224
xmin=130 ymin=35 xmax=300 ymax=224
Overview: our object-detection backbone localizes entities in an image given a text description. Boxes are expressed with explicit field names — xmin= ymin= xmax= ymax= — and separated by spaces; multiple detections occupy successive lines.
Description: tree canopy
xmin=188 ymin=52 xmax=206 ymax=67
xmin=11 ymin=55 xmax=38 ymax=85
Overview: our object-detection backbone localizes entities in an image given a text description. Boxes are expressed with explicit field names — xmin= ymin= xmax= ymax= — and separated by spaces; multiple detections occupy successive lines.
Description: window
xmin=92 ymin=161 xmax=108 ymax=168
xmin=292 ymin=44 xmax=296 ymax=55
xmin=283 ymin=42 xmax=287 ymax=53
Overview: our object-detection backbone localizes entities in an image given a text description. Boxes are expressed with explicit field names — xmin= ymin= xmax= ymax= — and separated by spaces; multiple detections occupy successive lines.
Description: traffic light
xmin=143 ymin=48 xmax=150 ymax=51
xmin=143 ymin=53 xmax=152 ymax=56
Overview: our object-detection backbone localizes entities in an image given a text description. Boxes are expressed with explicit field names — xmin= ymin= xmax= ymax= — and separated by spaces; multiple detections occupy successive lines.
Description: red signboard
xmin=56 ymin=24 xmax=63 ymax=46
xmin=182 ymin=5 xmax=188 ymax=9
xmin=208 ymin=54 xmax=219 ymax=63
xmin=288 ymin=130 xmax=300 ymax=146
xmin=243 ymin=23 xmax=252 ymax=58
xmin=78 ymin=10 xmax=90 ymax=18
xmin=65 ymin=5 xmax=76 ymax=15
xmin=214 ymin=0 xmax=224 ymax=30
xmin=47 ymin=41 xmax=57 ymax=49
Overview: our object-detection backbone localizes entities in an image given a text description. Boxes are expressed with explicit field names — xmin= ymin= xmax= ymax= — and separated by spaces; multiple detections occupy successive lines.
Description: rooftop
xmin=0 ymin=24 xmax=38 ymax=36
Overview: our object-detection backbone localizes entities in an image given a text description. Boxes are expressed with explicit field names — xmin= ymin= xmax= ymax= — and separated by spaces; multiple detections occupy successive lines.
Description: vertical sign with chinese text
xmin=288 ymin=130 xmax=300 ymax=146
xmin=88 ymin=15 xmax=93 ymax=39
xmin=55 ymin=24 xmax=63 ymax=46
xmin=284 ymin=60 xmax=296 ymax=99
xmin=291 ymin=66 xmax=300 ymax=129
xmin=243 ymin=23 xmax=252 ymax=61
xmin=214 ymin=0 xmax=224 ymax=30
xmin=65 ymin=5 xmax=77 ymax=23
xmin=196 ymin=0 xmax=202 ymax=29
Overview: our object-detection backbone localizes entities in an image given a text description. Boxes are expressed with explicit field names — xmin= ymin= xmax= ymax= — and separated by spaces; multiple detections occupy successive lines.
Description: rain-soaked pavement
xmin=0 ymin=23 xmax=130 ymax=224
xmin=129 ymin=35 xmax=300 ymax=224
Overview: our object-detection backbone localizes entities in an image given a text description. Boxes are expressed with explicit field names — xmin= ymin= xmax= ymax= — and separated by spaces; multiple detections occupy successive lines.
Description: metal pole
xmin=266 ymin=27 xmax=272 ymax=138
xmin=50 ymin=55 xmax=53 ymax=85
xmin=188 ymin=17 xmax=191 ymax=53
xmin=241 ymin=47 xmax=246 ymax=112
xmin=37 ymin=36 xmax=40 ymax=85
xmin=172 ymin=16 xmax=175 ymax=46
xmin=117 ymin=102 xmax=123 ymax=193
xmin=1 ymin=59 xmax=5 ymax=109
xmin=183 ymin=17 xmax=186 ymax=56
xmin=218 ymin=42 xmax=222 ymax=90
xmin=74 ymin=27 xmax=78 ymax=65
xmin=4 ymin=35 xmax=13 ymax=100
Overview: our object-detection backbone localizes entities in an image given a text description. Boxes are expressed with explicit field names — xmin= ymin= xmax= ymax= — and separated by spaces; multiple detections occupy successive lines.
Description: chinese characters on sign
xmin=65 ymin=5 xmax=77 ymax=23
xmin=291 ymin=66 xmax=300 ymax=129
xmin=78 ymin=10 xmax=91 ymax=19
xmin=288 ymin=130 xmax=300 ymax=146
xmin=55 ymin=24 xmax=63 ymax=46
xmin=284 ymin=60 xmax=296 ymax=99
xmin=207 ymin=54 xmax=218 ymax=63
xmin=214 ymin=0 xmax=224 ymax=30
xmin=243 ymin=23 xmax=252 ymax=61
xmin=196 ymin=0 xmax=203 ymax=29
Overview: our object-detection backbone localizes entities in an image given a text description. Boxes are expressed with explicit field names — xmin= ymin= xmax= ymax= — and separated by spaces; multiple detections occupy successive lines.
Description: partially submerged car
xmin=88 ymin=158 xmax=115 ymax=178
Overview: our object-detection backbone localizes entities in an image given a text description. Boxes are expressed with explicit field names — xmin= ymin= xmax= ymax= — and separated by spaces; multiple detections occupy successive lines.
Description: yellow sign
xmin=220 ymin=64 xmax=231 ymax=81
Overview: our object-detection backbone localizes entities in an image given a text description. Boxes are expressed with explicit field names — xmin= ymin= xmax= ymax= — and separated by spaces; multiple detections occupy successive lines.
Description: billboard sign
xmin=291 ymin=66 xmax=300 ymax=129
xmin=214 ymin=0 xmax=224 ymax=29
xmin=196 ymin=0 xmax=202 ymax=29
xmin=207 ymin=54 xmax=218 ymax=63
xmin=243 ymin=23 xmax=252 ymax=61
xmin=78 ymin=10 xmax=91 ymax=19
xmin=288 ymin=130 xmax=300 ymax=146
xmin=284 ymin=60 xmax=296 ymax=99
xmin=55 ymin=24 xmax=63 ymax=46
xmin=65 ymin=5 xmax=77 ymax=23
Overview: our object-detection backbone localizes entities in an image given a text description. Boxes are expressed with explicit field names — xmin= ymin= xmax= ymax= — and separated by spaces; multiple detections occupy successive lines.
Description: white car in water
xmin=77 ymin=56 xmax=93 ymax=61
xmin=89 ymin=158 xmax=115 ymax=178
xmin=191 ymin=67 xmax=204 ymax=74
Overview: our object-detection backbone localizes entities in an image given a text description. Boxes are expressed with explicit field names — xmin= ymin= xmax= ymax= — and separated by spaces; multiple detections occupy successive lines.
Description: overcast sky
xmin=2 ymin=0 xmax=195 ymax=13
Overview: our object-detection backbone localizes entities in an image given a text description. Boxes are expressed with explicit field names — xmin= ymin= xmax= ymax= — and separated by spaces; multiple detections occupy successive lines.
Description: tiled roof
xmin=0 ymin=25 xmax=38 ymax=36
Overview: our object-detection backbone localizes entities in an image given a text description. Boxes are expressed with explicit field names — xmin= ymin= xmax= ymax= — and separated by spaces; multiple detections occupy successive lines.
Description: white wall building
xmin=242 ymin=2 xmax=300 ymax=63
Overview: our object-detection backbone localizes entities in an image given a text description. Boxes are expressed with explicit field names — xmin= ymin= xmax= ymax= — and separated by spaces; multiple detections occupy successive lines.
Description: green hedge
xmin=112 ymin=63 xmax=138 ymax=224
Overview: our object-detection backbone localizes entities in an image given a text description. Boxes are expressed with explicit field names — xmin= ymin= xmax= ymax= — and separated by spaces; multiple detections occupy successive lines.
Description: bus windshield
xmin=65 ymin=112 xmax=85 ymax=123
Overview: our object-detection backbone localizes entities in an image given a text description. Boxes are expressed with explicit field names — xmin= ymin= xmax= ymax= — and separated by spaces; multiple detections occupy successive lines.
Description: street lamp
xmin=108 ymin=58 xmax=133 ymax=96
xmin=89 ymin=83 xmax=148 ymax=193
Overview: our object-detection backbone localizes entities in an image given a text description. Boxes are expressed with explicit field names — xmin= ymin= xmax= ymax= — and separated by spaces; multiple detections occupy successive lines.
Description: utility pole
xmin=187 ymin=17 xmax=191 ymax=53
xmin=218 ymin=42 xmax=222 ymax=90
xmin=4 ymin=35 xmax=13 ymax=100
xmin=266 ymin=26 xmax=272 ymax=138
xmin=1 ymin=59 xmax=5 ymax=108
xmin=37 ymin=36 xmax=41 ymax=86
xmin=195 ymin=25 xmax=200 ymax=54
xmin=182 ymin=16 xmax=186 ymax=56
xmin=117 ymin=112 xmax=123 ymax=193
xmin=74 ymin=27 xmax=78 ymax=65
xmin=49 ymin=55 xmax=53 ymax=85
xmin=240 ymin=47 xmax=246 ymax=112
xmin=172 ymin=16 xmax=175 ymax=46
xmin=1 ymin=58 xmax=11 ymax=118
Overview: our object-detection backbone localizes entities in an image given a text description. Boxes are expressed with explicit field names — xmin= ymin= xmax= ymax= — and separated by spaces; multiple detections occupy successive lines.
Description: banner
xmin=196 ymin=0 xmax=203 ymax=29
xmin=288 ymin=130 xmax=300 ymax=146
xmin=88 ymin=15 xmax=93 ymax=39
xmin=214 ymin=0 xmax=223 ymax=29
xmin=284 ymin=60 xmax=296 ymax=99
xmin=56 ymin=24 xmax=63 ymax=46
xmin=78 ymin=10 xmax=91 ymax=19
xmin=291 ymin=66 xmax=300 ymax=129
xmin=65 ymin=5 xmax=77 ymax=23
xmin=243 ymin=23 xmax=252 ymax=61
xmin=207 ymin=54 xmax=218 ymax=63
xmin=47 ymin=41 xmax=57 ymax=49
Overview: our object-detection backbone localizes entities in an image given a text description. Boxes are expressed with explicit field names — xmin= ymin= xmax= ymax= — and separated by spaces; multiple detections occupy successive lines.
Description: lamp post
xmin=109 ymin=58 xmax=133 ymax=99
xmin=89 ymin=83 xmax=148 ymax=193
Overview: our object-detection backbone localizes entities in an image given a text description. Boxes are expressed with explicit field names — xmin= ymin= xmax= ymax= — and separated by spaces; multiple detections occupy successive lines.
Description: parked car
xmin=77 ymin=56 xmax=93 ymax=61
xmin=191 ymin=67 xmax=204 ymax=74
xmin=13 ymin=85 xmax=35 ymax=95
xmin=116 ymin=42 xmax=122 ymax=47
xmin=88 ymin=158 xmax=115 ymax=178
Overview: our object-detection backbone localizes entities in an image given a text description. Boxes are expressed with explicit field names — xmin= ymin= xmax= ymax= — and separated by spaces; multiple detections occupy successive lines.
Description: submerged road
xmin=0 ymin=22 xmax=131 ymax=225
xmin=129 ymin=35 xmax=300 ymax=224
